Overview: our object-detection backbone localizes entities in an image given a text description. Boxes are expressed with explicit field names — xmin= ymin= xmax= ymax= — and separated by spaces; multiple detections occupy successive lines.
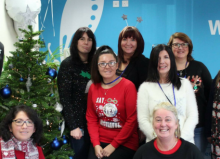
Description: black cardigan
xmin=116 ymin=55 xmax=149 ymax=91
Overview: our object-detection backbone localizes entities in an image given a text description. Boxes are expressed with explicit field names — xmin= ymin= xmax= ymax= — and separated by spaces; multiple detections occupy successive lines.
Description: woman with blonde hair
xmin=133 ymin=102 xmax=204 ymax=159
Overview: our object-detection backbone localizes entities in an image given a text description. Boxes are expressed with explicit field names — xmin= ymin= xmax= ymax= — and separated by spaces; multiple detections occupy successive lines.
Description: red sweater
xmin=86 ymin=78 xmax=138 ymax=151
xmin=0 ymin=143 xmax=45 ymax=159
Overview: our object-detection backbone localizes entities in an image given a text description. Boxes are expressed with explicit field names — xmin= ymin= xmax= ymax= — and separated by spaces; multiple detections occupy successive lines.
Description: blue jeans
xmin=70 ymin=128 xmax=90 ymax=159
xmin=194 ymin=127 xmax=210 ymax=158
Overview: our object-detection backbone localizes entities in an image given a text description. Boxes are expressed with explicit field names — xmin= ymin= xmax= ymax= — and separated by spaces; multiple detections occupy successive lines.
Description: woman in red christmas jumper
xmin=86 ymin=45 xmax=138 ymax=159
xmin=0 ymin=105 xmax=44 ymax=159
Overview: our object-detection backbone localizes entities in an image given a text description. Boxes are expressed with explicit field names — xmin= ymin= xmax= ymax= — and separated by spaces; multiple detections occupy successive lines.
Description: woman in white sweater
xmin=137 ymin=44 xmax=198 ymax=144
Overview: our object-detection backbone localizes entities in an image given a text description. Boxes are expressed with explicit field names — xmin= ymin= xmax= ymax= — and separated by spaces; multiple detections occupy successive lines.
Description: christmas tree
xmin=0 ymin=26 xmax=74 ymax=159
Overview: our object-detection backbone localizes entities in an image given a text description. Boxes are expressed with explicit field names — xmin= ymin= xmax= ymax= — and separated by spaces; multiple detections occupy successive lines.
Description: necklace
xmin=103 ymin=89 xmax=109 ymax=96
xmin=177 ymin=61 xmax=188 ymax=78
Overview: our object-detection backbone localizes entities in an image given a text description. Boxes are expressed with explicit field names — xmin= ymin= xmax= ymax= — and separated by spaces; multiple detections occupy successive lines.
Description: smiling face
xmin=77 ymin=32 xmax=93 ymax=55
xmin=121 ymin=37 xmax=137 ymax=56
xmin=172 ymin=38 xmax=189 ymax=60
xmin=157 ymin=50 xmax=171 ymax=78
xmin=153 ymin=108 xmax=178 ymax=140
xmin=98 ymin=53 xmax=118 ymax=82
xmin=9 ymin=111 xmax=35 ymax=142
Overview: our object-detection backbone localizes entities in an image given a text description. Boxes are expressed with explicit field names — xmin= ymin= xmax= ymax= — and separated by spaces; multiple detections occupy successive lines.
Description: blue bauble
xmin=51 ymin=137 xmax=61 ymax=150
xmin=62 ymin=135 xmax=69 ymax=145
xmin=69 ymin=156 xmax=73 ymax=159
xmin=0 ymin=85 xmax=12 ymax=99
xmin=46 ymin=68 xmax=57 ymax=79
xmin=19 ymin=77 xmax=24 ymax=82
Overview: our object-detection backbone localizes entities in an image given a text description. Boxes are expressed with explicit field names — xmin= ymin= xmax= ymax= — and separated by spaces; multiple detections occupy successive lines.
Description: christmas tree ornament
xmin=69 ymin=156 xmax=73 ymax=159
xmin=8 ymin=64 xmax=13 ymax=69
xmin=46 ymin=68 xmax=57 ymax=79
xmin=34 ymin=43 xmax=40 ymax=51
xmin=51 ymin=137 xmax=61 ymax=150
xmin=0 ymin=85 xmax=12 ymax=99
xmin=61 ymin=135 xmax=69 ymax=145
xmin=49 ymin=93 xmax=54 ymax=97
xmin=20 ymin=89 xmax=25 ymax=94
xmin=46 ymin=119 xmax=50 ymax=126
xmin=54 ymin=102 xmax=63 ymax=112
xmin=19 ymin=77 xmax=24 ymax=82
xmin=32 ymin=104 xmax=37 ymax=108
xmin=47 ymin=78 xmax=52 ymax=83
xmin=26 ymin=76 xmax=32 ymax=92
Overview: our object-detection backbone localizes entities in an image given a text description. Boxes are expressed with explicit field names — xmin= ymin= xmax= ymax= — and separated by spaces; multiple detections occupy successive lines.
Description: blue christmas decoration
xmin=46 ymin=67 xmax=57 ymax=79
xmin=49 ymin=93 xmax=54 ymax=97
xmin=0 ymin=85 xmax=12 ymax=99
xmin=69 ymin=156 xmax=73 ymax=159
xmin=19 ymin=77 xmax=24 ymax=82
xmin=61 ymin=135 xmax=69 ymax=145
xmin=51 ymin=137 xmax=61 ymax=150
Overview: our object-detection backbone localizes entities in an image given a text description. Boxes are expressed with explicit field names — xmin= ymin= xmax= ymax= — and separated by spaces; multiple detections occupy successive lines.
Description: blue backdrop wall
xmin=39 ymin=0 xmax=220 ymax=78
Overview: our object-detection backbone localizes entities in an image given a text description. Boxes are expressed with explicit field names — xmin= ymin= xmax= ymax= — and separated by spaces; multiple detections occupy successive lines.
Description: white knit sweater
xmin=137 ymin=78 xmax=198 ymax=143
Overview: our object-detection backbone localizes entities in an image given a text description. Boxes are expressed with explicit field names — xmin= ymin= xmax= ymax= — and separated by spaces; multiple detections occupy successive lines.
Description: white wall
xmin=0 ymin=0 xmax=17 ymax=57
xmin=0 ymin=0 xmax=39 ymax=59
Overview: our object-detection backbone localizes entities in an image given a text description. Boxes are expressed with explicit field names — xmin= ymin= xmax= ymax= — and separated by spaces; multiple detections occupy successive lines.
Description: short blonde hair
xmin=152 ymin=102 xmax=181 ymax=139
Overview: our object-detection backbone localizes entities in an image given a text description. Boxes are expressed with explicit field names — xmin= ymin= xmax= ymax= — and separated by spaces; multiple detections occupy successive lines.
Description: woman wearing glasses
xmin=0 ymin=105 xmax=44 ymax=159
xmin=168 ymin=32 xmax=212 ymax=154
xmin=86 ymin=45 xmax=138 ymax=159
xmin=137 ymin=44 xmax=198 ymax=144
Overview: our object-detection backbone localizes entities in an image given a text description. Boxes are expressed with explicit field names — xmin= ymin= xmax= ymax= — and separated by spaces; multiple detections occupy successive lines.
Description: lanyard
xmin=103 ymin=66 xmax=127 ymax=85
xmin=157 ymin=81 xmax=176 ymax=106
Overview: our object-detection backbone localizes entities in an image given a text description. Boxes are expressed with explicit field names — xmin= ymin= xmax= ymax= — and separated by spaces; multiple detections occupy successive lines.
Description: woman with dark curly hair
xmin=0 ymin=105 xmax=44 ymax=159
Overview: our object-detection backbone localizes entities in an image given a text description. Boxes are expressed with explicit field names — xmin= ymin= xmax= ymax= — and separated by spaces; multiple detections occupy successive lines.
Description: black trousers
xmin=87 ymin=142 xmax=135 ymax=159
xmin=70 ymin=128 xmax=90 ymax=159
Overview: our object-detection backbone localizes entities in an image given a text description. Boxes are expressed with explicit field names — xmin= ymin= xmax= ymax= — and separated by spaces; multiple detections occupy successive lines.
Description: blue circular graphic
xmin=88 ymin=24 xmax=92 ymax=28
xmin=91 ymin=15 xmax=96 ymax=20
xmin=92 ymin=4 xmax=98 ymax=10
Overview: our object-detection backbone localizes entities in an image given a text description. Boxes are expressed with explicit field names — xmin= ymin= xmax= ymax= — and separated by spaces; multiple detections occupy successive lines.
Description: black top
xmin=57 ymin=56 xmax=90 ymax=130
xmin=177 ymin=60 xmax=212 ymax=128
xmin=116 ymin=55 xmax=149 ymax=90
xmin=133 ymin=138 xmax=204 ymax=159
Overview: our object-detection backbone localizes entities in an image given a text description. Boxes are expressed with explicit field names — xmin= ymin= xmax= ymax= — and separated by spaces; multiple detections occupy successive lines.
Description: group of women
xmin=56 ymin=26 xmax=213 ymax=159
xmin=0 ymin=25 xmax=216 ymax=159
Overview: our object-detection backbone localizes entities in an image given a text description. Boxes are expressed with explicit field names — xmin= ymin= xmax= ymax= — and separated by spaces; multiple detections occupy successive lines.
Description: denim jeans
xmin=194 ymin=127 xmax=210 ymax=158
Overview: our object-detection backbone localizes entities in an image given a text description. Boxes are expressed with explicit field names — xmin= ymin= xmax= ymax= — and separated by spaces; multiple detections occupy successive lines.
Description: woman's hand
xmin=102 ymin=144 xmax=115 ymax=157
xmin=187 ymin=75 xmax=202 ymax=93
xmin=70 ymin=127 xmax=82 ymax=140
xmin=94 ymin=145 xmax=103 ymax=159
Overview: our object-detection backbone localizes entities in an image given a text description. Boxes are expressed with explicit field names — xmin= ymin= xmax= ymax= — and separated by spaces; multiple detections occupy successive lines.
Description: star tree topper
xmin=19 ymin=5 xmax=39 ymax=26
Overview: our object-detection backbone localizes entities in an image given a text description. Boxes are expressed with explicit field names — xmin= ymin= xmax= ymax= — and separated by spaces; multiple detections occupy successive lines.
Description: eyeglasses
xmin=172 ymin=43 xmax=189 ymax=48
xmin=13 ymin=119 xmax=34 ymax=127
xmin=98 ymin=61 xmax=117 ymax=68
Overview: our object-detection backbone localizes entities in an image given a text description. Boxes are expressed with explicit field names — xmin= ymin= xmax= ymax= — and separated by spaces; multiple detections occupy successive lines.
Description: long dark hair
xmin=147 ymin=44 xmax=181 ymax=89
xmin=91 ymin=45 xmax=117 ymax=84
xmin=0 ymin=105 xmax=43 ymax=145
xmin=118 ymin=26 xmax=144 ymax=63
xmin=69 ymin=27 xmax=96 ymax=65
